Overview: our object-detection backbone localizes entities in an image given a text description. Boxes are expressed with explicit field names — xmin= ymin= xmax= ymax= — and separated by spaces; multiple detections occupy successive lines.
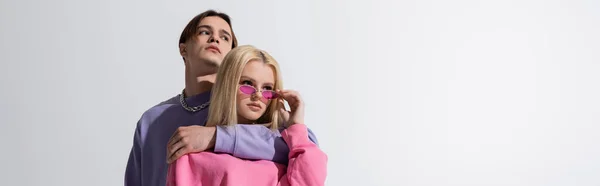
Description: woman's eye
xmin=221 ymin=36 xmax=230 ymax=41
xmin=263 ymin=86 xmax=273 ymax=91
xmin=241 ymin=80 xmax=253 ymax=85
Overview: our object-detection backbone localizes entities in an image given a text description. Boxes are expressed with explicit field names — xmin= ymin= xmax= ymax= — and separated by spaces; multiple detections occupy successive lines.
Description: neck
xmin=237 ymin=116 xmax=253 ymax=124
xmin=184 ymin=64 xmax=217 ymax=98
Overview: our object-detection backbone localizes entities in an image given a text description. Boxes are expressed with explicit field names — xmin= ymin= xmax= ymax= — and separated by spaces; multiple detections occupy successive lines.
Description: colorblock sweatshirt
xmin=166 ymin=124 xmax=328 ymax=186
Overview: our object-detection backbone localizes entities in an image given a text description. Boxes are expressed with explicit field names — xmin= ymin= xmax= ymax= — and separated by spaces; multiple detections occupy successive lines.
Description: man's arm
xmin=213 ymin=124 xmax=319 ymax=164
xmin=124 ymin=120 xmax=142 ymax=186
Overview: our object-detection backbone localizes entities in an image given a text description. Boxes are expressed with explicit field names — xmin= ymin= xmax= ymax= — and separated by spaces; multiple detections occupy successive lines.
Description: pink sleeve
xmin=278 ymin=124 xmax=328 ymax=186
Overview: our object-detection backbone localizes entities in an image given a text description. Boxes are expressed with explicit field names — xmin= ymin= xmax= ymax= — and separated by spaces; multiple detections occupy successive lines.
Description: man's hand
xmin=166 ymin=125 xmax=216 ymax=163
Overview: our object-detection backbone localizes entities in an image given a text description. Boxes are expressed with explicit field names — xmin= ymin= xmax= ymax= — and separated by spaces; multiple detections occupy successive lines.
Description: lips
xmin=247 ymin=103 xmax=262 ymax=110
xmin=206 ymin=45 xmax=221 ymax=54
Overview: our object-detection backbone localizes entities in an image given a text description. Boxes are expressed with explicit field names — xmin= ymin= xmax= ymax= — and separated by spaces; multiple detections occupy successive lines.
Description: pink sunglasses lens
xmin=262 ymin=91 xmax=278 ymax=99
xmin=239 ymin=85 xmax=256 ymax=94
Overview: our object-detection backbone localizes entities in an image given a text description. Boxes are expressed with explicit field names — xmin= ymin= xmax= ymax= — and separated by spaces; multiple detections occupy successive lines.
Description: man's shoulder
xmin=138 ymin=94 xmax=180 ymax=123
xmin=154 ymin=94 xmax=180 ymax=108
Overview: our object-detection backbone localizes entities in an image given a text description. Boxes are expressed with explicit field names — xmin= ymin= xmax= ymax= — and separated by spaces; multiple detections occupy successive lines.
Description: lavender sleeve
xmin=214 ymin=124 xmax=319 ymax=164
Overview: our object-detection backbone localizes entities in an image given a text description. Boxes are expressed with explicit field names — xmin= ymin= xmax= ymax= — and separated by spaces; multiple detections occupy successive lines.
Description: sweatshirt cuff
xmin=214 ymin=125 xmax=236 ymax=154
xmin=281 ymin=124 xmax=310 ymax=148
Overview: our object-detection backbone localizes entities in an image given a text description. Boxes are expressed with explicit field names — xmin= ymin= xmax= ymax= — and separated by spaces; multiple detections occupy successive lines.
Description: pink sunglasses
xmin=239 ymin=85 xmax=279 ymax=99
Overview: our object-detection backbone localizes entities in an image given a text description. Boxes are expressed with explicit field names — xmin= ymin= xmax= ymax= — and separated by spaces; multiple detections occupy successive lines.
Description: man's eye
xmin=199 ymin=31 xmax=210 ymax=35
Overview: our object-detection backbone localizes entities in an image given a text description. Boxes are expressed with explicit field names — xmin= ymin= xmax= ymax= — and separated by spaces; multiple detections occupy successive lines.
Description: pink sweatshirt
xmin=166 ymin=124 xmax=328 ymax=186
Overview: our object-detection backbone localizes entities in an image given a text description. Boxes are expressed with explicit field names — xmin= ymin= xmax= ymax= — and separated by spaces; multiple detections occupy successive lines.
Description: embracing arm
xmin=213 ymin=124 xmax=319 ymax=164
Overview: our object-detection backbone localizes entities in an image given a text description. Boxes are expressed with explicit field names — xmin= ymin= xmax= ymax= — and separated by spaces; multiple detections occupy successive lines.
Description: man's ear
xmin=179 ymin=43 xmax=187 ymax=58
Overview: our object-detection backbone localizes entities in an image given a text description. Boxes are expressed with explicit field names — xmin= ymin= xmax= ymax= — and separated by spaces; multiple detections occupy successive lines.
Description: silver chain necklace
xmin=179 ymin=89 xmax=210 ymax=112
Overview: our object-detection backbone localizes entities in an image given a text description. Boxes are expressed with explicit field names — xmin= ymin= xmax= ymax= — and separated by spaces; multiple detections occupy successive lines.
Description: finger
xmin=278 ymin=90 xmax=304 ymax=111
xmin=167 ymin=140 xmax=186 ymax=160
xmin=280 ymin=90 xmax=302 ymax=106
xmin=279 ymin=106 xmax=290 ymax=118
xmin=277 ymin=99 xmax=290 ymax=115
xmin=280 ymin=90 xmax=301 ymax=99
xmin=277 ymin=93 xmax=292 ymax=108
xmin=167 ymin=127 xmax=187 ymax=148
xmin=167 ymin=144 xmax=189 ymax=163
xmin=167 ymin=133 xmax=183 ymax=150
xmin=277 ymin=99 xmax=287 ymax=110
xmin=278 ymin=90 xmax=295 ymax=101
xmin=276 ymin=89 xmax=287 ymax=101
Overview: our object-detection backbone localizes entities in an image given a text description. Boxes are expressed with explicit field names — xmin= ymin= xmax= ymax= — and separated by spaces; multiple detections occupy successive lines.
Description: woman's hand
xmin=277 ymin=89 xmax=305 ymax=126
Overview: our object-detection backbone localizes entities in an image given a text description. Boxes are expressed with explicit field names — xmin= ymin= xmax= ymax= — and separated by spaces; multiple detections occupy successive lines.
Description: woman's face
xmin=236 ymin=60 xmax=277 ymax=124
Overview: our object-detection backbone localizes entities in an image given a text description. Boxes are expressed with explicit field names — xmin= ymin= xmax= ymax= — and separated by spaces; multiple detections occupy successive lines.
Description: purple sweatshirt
xmin=124 ymin=90 xmax=319 ymax=186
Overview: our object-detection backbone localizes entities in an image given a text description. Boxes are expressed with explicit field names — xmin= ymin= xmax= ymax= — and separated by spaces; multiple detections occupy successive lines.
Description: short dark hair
xmin=178 ymin=10 xmax=238 ymax=49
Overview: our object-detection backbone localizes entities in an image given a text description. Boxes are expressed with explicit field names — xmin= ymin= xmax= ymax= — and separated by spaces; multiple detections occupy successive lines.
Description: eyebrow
xmin=197 ymin=25 xmax=231 ymax=38
xmin=240 ymin=75 xmax=255 ymax=82
xmin=240 ymin=76 xmax=274 ymax=87
xmin=262 ymin=83 xmax=274 ymax=88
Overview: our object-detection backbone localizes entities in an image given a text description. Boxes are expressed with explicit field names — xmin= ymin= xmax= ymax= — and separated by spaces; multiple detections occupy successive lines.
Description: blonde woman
xmin=166 ymin=45 xmax=327 ymax=186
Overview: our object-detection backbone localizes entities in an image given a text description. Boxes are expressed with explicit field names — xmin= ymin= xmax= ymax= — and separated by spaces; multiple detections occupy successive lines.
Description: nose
xmin=208 ymin=36 xmax=220 ymax=44
xmin=251 ymin=90 xmax=263 ymax=101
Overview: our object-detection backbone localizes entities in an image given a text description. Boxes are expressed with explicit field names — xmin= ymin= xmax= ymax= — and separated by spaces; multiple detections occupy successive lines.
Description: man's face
xmin=180 ymin=16 xmax=233 ymax=68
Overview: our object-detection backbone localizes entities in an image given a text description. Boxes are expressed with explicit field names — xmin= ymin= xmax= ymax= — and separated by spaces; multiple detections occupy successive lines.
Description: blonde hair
xmin=206 ymin=45 xmax=284 ymax=130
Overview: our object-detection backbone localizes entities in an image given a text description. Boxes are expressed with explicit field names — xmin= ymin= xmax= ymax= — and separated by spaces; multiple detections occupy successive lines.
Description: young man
xmin=124 ymin=10 xmax=318 ymax=186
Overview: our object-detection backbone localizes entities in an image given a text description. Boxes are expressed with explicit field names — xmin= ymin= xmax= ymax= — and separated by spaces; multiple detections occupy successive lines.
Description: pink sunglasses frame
xmin=239 ymin=85 xmax=279 ymax=99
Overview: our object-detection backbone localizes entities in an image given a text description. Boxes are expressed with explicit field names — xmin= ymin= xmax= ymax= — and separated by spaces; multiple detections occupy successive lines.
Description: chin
xmin=200 ymin=59 xmax=221 ymax=68
xmin=240 ymin=111 xmax=264 ymax=123
xmin=203 ymin=52 xmax=223 ymax=62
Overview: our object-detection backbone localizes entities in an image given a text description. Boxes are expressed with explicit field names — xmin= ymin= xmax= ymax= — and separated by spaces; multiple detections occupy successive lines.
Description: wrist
xmin=291 ymin=120 xmax=304 ymax=125
xmin=207 ymin=126 xmax=217 ymax=149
